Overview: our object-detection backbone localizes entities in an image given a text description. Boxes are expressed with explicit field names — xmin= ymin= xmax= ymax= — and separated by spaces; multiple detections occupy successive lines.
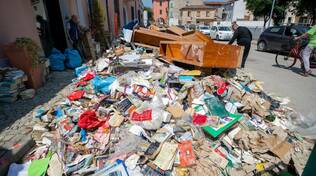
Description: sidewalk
xmin=0 ymin=70 xmax=74 ymax=175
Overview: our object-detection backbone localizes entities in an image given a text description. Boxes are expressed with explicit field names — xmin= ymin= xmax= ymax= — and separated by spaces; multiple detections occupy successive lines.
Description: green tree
xmin=272 ymin=0 xmax=289 ymax=25
xmin=292 ymin=0 xmax=316 ymax=24
xmin=245 ymin=0 xmax=289 ymax=28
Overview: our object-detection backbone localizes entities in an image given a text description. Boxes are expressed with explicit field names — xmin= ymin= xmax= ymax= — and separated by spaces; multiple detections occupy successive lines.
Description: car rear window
xmin=269 ymin=27 xmax=282 ymax=33
xmin=200 ymin=26 xmax=209 ymax=30
xmin=295 ymin=26 xmax=308 ymax=33
xmin=218 ymin=26 xmax=231 ymax=31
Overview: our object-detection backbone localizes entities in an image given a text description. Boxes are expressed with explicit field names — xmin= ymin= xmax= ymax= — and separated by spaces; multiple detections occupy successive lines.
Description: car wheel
xmin=216 ymin=35 xmax=219 ymax=41
xmin=257 ymin=41 xmax=267 ymax=51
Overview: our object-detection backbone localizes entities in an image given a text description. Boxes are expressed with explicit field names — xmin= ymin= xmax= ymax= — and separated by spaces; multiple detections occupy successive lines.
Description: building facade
xmin=0 ymin=0 xmax=143 ymax=56
xmin=180 ymin=5 xmax=218 ymax=26
xmin=169 ymin=0 xmax=204 ymax=26
xmin=169 ymin=0 xmax=254 ymax=26
xmin=0 ymin=0 xmax=41 ymax=59
xmin=284 ymin=7 xmax=313 ymax=26
xmin=204 ymin=0 xmax=254 ymax=21
xmin=152 ymin=0 xmax=169 ymax=24
xmin=107 ymin=0 xmax=144 ymax=35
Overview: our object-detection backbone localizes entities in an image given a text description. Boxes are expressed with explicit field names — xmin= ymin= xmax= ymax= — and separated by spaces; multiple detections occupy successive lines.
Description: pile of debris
xmin=0 ymin=67 xmax=35 ymax=103
xmin=6 ymin=46 xmax=314 ymax=176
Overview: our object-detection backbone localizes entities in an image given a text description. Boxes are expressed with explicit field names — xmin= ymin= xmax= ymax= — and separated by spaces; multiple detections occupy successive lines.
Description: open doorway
xmin=31 ymin=0 xmax=51 ymax=56
xmin=43 ymin=0 xmax=67 ymax=52
xmin=31 ymin=0 xmax=67 ymax=54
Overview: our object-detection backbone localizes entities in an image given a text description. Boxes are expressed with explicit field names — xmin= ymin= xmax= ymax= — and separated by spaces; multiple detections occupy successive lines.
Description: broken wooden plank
xmin=160 ymin=39 xmax=243 ymax=69
xmin=133 ymin=42 xmax=160 ymax=50
xmin=181 ymin=31 xmax=213 ymax=43
xmin=133 ymin=28 xmax=181 ymax=48
xmin=166 ymin=26 xmax=186 ymax=36
xmin=160 ymin=41 xmax=205 ymax=67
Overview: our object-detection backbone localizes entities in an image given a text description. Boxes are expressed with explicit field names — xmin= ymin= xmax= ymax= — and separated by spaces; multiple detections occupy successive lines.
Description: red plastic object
xmin=78 ymin=110 xmax=104 ymax=129
xmin=76 ymin=81 xmax=88 ymax=87
xmin=178 ymin=140 xmax=196 ymax=167
xmin=217 ymin=82 xmax=228 ymax=95
xmin=68 ymin=90 xmax=85 ymax=101
xmin=59 ymin=118 xmax=74 ymax=131
xmin=83 ymin=72 xmax=95 ymax=81
xmin=131 ymin=109 xmax=152 ymax=121
xmin=193 ymin=113 xmax=207 ymax=126
xmin=210 ymin=76 xmax=228 ymax=95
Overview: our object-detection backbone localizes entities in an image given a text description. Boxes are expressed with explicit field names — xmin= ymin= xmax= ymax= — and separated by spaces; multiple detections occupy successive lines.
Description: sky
xmin=142 ymin=0 xmax=152 ymax=7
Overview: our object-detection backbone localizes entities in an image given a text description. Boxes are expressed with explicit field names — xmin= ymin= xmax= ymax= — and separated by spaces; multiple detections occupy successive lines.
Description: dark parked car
xmin=257 ymin=25 xmax=308 ymax=52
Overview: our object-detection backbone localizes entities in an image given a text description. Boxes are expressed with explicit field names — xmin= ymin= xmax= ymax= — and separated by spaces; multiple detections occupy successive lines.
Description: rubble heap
xmin=7 ymin=47 xmax=314 ymax=176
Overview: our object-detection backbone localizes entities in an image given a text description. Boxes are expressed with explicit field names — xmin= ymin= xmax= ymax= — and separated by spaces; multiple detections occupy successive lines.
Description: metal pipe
xmin=268 ymin=0 xmax=276 ymax=27
xmin=231 ymin=1 xmax=235 ymax=21
xmin=105 ymin=0 xmax=111 ymax=33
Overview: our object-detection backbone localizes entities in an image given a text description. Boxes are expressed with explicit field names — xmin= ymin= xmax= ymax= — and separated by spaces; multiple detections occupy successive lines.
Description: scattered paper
xmin=153 ymin=142 xmax=178 ymax=170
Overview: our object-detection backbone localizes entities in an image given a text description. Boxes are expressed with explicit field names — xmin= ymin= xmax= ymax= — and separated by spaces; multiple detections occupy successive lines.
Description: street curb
xmin=0 ymin=134 xmax=35 ymax=176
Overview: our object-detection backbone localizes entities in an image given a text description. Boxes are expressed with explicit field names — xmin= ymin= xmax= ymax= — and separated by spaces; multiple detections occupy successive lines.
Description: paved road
xmin=245 ymin=44 xmax=316 ymax=117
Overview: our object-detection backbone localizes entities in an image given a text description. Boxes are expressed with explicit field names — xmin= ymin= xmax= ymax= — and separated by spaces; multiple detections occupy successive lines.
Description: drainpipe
xmin=135 ymin=0 xmax=137 ymax=21
xmin=105 ymin=0 xmax=111 ymax=35
xmin=231 ymin=1 xmax=235 ymax=21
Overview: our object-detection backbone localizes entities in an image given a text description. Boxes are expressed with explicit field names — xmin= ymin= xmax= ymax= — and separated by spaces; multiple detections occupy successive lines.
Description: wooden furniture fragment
xmin=160 ymin=32 xmax=243 ymax=68
xmin=181 ymin=31 xmax=213 ymax=42
xmin=133 ymin=29 xmax=243 ymax=68
xmin=166 ymin=26 xmax=187 ymax=36
xmin=133 ymin=28 xmax=181 ymax=48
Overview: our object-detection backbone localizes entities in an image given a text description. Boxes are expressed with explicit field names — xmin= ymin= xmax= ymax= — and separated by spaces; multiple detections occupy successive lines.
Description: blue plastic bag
xmin=75 ymin=65 xmax=88 ymax=77
xmin=123 ymin=20 xmax=139 ymax=30
xmin=91 ymin=76 xmax=116 ymax=94
xmin=49 ymin=48 xmax=65 ymax=71
xmin=178 ymin=75 xmax=194 ymax=82
xmin=64 ymin=49 xmax=82 ymax=69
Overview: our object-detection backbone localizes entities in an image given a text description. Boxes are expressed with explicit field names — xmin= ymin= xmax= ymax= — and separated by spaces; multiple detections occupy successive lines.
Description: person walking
xmin=67 ymin=15 xmax=80 ymax=50
xmin=228 ymin=21 xmax=252 ymax=68
xmin=296 ymin=24 xmax=316 ymax=76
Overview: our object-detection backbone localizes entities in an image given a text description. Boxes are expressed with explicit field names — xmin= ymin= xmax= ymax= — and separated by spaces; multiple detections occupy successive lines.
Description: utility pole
xmin=231 ymin=1 xmax=235 ymax=21
xmin=267 ymin=0 xmax=276 ymax=27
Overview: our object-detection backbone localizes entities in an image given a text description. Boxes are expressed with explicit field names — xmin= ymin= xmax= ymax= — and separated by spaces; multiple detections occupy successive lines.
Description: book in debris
xmin=0 ymin=67 xmax=28 ymax=103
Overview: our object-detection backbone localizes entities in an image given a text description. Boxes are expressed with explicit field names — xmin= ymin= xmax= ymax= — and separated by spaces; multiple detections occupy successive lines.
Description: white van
xmin=210 ymin=26 xmax=233 ymax=40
